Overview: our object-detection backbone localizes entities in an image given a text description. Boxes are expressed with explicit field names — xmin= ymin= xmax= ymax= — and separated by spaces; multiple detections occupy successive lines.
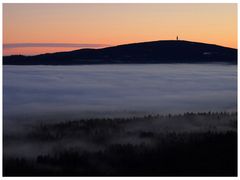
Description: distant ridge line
xmin=3 ymin=40 xmax=237 ymax=65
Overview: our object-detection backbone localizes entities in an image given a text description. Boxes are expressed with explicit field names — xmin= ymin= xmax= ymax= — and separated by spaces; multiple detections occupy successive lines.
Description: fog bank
xmin=3 ymin=64 xmax=237 ymax=126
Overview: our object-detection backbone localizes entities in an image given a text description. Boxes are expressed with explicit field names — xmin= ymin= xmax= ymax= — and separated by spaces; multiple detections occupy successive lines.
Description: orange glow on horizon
xmin=3 ymin=3 xmax=237 ymax=55
xmin=3 ymin=47 xmax=93 ymax=56
xmin=3 ymin=45 xmax=110 ymax=56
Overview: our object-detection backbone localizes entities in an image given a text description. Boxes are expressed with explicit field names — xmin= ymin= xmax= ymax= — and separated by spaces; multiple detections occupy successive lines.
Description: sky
xmin=3 ymin=3 xmax=237 ymax=55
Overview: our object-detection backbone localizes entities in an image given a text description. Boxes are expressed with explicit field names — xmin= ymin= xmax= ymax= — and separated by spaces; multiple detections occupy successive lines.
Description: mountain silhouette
xmin=3 ymin=40 xmax=237 ymax=65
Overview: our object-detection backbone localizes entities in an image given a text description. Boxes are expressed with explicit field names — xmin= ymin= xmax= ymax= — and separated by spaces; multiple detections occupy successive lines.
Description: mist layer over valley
xmin=3 ymin=64 xmax=237 ymax=176
xmin=3 ymin=64 xmax=237 ymax=124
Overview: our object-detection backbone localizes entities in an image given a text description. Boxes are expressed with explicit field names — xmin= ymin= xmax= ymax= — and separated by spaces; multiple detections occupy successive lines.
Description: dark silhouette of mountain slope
xmin=3 ymin=40 xmax=237 ymax=65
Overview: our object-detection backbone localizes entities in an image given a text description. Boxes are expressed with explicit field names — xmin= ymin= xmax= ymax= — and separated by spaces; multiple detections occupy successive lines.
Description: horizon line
xmin=3 ymin=43 xmax=111 ymax=49
xmin=3 ymin=40 xmax=237 ymax=57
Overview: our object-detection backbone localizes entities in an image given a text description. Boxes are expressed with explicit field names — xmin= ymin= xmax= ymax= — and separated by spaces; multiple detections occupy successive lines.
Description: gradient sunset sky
xmin=3 ymin=3 xmax=237 ymax=55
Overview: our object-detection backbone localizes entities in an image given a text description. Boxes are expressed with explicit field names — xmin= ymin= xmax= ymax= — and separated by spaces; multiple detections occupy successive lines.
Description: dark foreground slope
xmin=4 ymin=112 xmax=237 ymax=176
xmin=3 ymin=40 xmax=237 ymax=65
xmin=4 ymin=132 xmax=237 ymax=176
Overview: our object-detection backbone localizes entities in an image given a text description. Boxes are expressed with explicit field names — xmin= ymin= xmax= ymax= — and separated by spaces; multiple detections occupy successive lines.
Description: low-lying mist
xmin=3 ymin=64 xmax=237 ymax=126
xmin=4 ymin=112 xmax=237 ymax=159
xmin=3 ymin=64 xmax=237 ymax=176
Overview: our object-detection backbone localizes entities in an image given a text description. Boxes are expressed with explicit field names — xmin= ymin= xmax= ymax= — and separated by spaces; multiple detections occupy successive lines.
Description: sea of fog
xmin=3 ymin=64 xmax=237 ymax=127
